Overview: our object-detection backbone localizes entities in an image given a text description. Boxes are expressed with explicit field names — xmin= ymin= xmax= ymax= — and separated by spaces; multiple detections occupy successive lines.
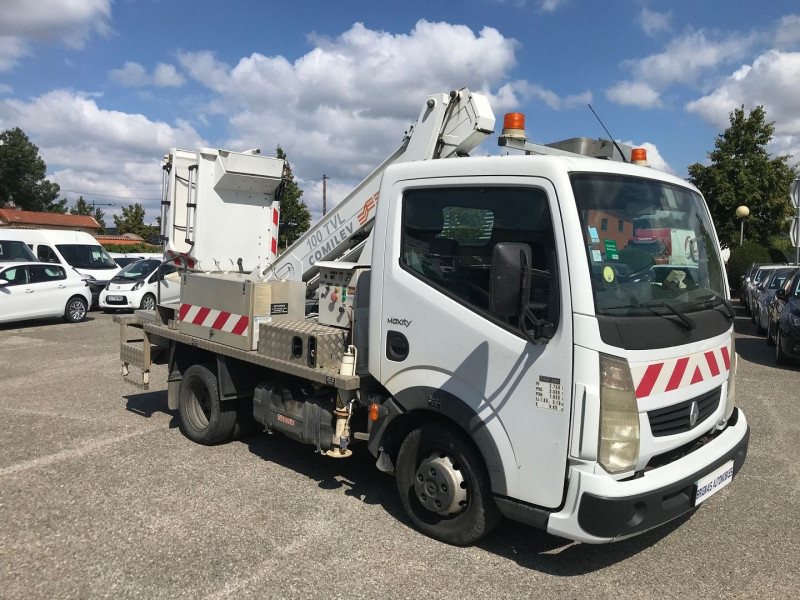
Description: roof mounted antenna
xmin=588 ymin=104 xmax=628 ymax=163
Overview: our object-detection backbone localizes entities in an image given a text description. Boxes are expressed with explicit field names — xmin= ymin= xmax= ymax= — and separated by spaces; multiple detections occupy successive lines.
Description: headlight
xmin=132 ymin=280 xmax=144 ymax=291
xmin=598 ymin=354 xmax=640 ymax=474
xmin=82 ymin=274 xmax=96 ymax=281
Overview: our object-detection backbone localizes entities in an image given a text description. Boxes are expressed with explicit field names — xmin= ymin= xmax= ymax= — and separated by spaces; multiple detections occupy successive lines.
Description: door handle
xmin=26 ymin=289 xmax=35 ymax=293
xmin=386 ymin=330 xmax=409 ymax=362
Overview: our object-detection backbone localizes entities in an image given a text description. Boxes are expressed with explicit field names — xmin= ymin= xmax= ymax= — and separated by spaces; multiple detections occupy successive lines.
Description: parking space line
xmin=0 ymin=430 xmax=148 ymax=477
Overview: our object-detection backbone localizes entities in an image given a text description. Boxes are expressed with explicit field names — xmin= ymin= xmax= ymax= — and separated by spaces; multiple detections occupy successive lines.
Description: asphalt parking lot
xmin=0 ymin=306 xmax=798 ymax=599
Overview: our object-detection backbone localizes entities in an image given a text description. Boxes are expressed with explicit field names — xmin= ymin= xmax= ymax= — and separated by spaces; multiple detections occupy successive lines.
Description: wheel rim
xmin=414 ymin=451 xmax=468 ymax=516
xmin=68 ymin=299 xmax=86 ymax=321
xmin=185 ymin=380 xmax=212 ymax=430
xmin=142 ymin=295 xmax=155 ymax=310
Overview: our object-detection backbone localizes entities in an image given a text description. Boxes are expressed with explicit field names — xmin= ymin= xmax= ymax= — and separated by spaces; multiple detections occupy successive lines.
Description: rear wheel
xmin=396 ymin=421 xmax=500 ymax=546
xmin=63 ymin=296 xmax=88 ymax=323
xmin=178 ymin=364 xmax=237 ymax=444
xmin=140 ymin=293 xmax=156 ymax=311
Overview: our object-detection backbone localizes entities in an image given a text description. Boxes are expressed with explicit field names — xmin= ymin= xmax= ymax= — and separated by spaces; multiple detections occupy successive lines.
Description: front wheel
xmin=178 ymin=364 xmax=237 ymax=444
xmin=63 ymin=296 xmax=88 ymax=322
xmin=396 ymin=421 xmax=500 ymax=546
xmin=140 ymin=293 xmax=156 ymax=311
xmin=766 ymin=321 xmax=775 ymax=346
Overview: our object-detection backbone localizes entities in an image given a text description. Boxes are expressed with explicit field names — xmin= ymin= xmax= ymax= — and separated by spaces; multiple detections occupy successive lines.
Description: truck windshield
xmin=56 ymin=244 xmax=119 ymax=269
xmin=571 ymin=173 xmax=726 ymax=317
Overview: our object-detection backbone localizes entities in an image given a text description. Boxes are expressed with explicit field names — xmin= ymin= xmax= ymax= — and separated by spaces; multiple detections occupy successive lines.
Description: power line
xmin=58 ymin=191 xmax=160 ymax=200
xmin=59 ymin=188 xmax=160 ymax=193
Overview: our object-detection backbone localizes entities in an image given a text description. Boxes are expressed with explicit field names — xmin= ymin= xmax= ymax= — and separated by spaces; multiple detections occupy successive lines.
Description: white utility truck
xmin=118 ymin=88 xmax=749 ymax=545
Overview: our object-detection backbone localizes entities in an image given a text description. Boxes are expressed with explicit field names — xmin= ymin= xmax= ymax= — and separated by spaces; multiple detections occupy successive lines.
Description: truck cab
xmin=367 ymin=155 xmax=748 ymax=543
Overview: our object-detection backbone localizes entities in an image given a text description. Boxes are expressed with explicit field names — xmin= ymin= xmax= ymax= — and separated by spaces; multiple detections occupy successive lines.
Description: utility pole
xmin=322 ymin=174 xmax=328 ymax=216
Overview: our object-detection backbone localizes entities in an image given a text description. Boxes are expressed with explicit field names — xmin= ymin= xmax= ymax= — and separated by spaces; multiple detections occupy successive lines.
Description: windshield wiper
xmin=604 ymin=300 xmax=696 ymax=331
xmin=684 ymin=293 xmax=735 ymax=321
xmin=643 ymin=300 xmax=696 ymax=331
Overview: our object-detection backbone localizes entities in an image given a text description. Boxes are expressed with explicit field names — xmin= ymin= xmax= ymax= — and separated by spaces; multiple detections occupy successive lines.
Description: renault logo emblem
xmin=689 ymin=401 xmax=699 ymax=427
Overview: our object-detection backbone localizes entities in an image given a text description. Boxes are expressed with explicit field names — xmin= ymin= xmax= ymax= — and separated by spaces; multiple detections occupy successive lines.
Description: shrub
xmin=726 ymin=241 xmax=770 ymax=288
xmin=102 ymin=243 xmax=163 ymax=254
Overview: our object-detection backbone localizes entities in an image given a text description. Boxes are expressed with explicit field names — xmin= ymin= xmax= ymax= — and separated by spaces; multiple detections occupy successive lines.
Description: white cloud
xmin=774 ymin=14 xmax=800 ymax=48
xmin=153 ymin=63 xmax=185 ymax=87
xmin=686 ymin=50 xmax=800 ymax=159
xmin=605 ymin=81 xmax=663 ymax=109
xmin=639 ymin=8 xmax=671 ymax=36
xmin=626 ymin=30 xmax=753 ymax=89
xmin=0 ymin=0 xmax=111 ymax=71
xmin=110 ymin=62 xmax=148 ymax=86
xmin=539 ymin=0 xmax=568 ymax=12
xmin=177 ymin=20 xmax=521 ymax=214
xmin=0 ymin=90 xmax=207 ymax=219
xmin=109 ymin=61 xmax=185 ymax=87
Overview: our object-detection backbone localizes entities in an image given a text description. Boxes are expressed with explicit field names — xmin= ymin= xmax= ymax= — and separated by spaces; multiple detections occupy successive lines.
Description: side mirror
xmin=776 ymin=288 xmax=787 ymax=301
xmin=490 ymin=243 xmax=532 ymax=317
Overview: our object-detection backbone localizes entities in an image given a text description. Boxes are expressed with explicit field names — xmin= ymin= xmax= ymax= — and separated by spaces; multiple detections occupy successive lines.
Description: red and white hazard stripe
xmin=179 ymin=303 xmax=249 ymax=336
xmin=631 ymin=343 xmax=731 ymax=399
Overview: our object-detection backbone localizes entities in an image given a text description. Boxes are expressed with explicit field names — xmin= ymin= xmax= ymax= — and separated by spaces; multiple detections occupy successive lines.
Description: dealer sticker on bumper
xmin=694 ymin=459 xmax=734 ymax=506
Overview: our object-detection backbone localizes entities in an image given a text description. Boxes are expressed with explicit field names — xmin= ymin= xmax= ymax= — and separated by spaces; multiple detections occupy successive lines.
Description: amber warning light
xmin=631 ymin=148 xmax=648 ymax=166
xmin=502 ymin=113 xmax=527 ymax=141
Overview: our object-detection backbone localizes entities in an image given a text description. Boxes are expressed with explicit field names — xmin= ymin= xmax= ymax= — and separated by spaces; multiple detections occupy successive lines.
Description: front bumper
xmin=545 ymin=407 xmax=749 ymax=543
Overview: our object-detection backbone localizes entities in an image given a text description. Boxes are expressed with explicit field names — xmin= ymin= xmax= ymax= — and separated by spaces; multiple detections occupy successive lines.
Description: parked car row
xmin=1 ymin=228 xmax=168 ymax=326
xmin=740 ymin=262 xmax=800 ymax=365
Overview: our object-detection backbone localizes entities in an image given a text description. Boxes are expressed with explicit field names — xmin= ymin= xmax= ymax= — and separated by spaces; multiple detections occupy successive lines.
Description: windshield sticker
xmin=604 ymin=239 xmax=619 ymax=260
xmin=588 ymin=227 xmax=600 ymax=243
xmin=603 ymin=266 xmax=615 ymax=282
xmin=535 ymin=376 xmax=564 ymax=412
xmin=591 ymin=249 xmax=602 ymax=262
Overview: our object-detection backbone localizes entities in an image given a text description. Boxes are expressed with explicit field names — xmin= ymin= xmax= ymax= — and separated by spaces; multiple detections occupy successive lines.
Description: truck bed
xmin=116 ymin=309 xmax=361 ymax=391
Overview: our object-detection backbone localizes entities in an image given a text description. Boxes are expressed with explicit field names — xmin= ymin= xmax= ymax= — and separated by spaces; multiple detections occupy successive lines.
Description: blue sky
xmin=1 ymin=0 xmax=799 ymax=224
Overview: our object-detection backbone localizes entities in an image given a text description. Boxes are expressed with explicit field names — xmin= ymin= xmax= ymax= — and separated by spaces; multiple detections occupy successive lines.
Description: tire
xmin=396 ymin=421 xmax=500 ymax=546
xmin=775 ymin=330 xmax=790 ymax=366
xmin=140 ymin=293 xmax=156 ymax=311
xmin=63 ymin=296 xmax=88 ymax=323
xmin=178 ymin=364 xmax=237 ymax=445
xmin=766 ymin=321 xmax=775 ymax=347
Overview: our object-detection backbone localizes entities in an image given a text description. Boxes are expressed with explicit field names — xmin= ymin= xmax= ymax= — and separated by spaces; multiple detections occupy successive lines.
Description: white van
xmin=12 ymin=229 xmax=120 ymax=305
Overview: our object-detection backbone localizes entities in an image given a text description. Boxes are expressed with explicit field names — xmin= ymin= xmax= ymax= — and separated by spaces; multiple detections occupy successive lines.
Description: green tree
xmin=0 ymin=127 xmax=63 ymax=212
xmin=113 ymin=203 xmax=159 ymax=242
xmin=687 ymin=106 xmax=797 ymax=249
xmin=275 ymin=146 xmax=310 ymax=250
xmin=70 ymin=196 xmax=107 ymax=233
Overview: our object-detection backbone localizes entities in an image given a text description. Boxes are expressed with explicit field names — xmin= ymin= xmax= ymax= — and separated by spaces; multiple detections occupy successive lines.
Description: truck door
xmin=373 ymin=178 xmax=574 ymax=508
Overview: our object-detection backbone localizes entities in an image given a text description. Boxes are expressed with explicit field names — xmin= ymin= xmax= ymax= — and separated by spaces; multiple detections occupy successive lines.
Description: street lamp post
xmin=735 ymin=206 xmax=749 ymax=246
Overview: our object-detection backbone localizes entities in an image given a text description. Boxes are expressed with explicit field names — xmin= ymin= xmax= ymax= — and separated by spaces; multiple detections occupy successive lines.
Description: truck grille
xmin=647 ymin=387 xmax=721 ymax=437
